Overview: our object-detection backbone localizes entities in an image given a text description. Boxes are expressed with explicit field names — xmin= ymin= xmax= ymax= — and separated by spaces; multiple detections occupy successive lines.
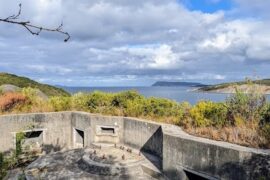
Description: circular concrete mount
xmin=79 ymin=147 xmax=144 ymax=176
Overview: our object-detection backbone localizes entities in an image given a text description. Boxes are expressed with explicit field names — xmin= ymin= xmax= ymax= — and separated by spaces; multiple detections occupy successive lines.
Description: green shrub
xmin=190 ymin=101 xmax=228 ymax=127
xmin=260 ymin=103 xmax=270 ymax=125
xmin=226 ymin=89 xmax=266 ymax=124
xmin=15 ymin=132 xmax=25 ymax=157
xmin=143 ymin=97 xmax=181 ymax=117
xmin=125 ymin=98 xmax=145 ymax=117
xmin=205 ymin=102 xmax=228 ymax=127
xmin=22 ymin=87 xmax=38 ymax=97
xmin=86 ymin=91 xmax=113 ymax=111
xmin=261 ymin=124 xmax=270 ymax=141
xmin=259 ymin=104 xmax=270 ymax=142
xmin=49 ymin=96 xmax=71 ymax=111
xmin=178 ymin=102 xmax=192 ymax=126
xmin=71 ymin=92 xmax=89 ymax=111
xmin=111 ymin=90 xmax=142 ymax=108
xmin=0 ymin=152 xmax=6 ymax=179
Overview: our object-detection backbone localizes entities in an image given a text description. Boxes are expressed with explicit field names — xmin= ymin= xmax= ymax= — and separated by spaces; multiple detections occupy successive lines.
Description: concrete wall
xmin=70 ymin=112 xmax=124 ymax=147
xmin=162 ymin=125 xmax=270 ymax=180
xmin=71 ymin=112 xmax=92 ymax=148
xmin=89 ymin=114 xmax=124 ymax=144
xmin=0 ymin=112 xmax=72 ymax=153
xmin=0 ymin=112 xmax=269 ymax=180
xmin=123 ymin=117 xmax=163 ymax=159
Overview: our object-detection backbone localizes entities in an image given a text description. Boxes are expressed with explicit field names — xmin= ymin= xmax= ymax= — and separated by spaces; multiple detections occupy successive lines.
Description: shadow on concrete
xmin=139 ymin=125 xmax=270 ymax=180
xmin=140 ymin=126 xmax=163 ymax=170
xmin=42 ymin=138 xmax=66 ymax=154
xmin=42 ymin=144 xmax=61 ymax=154
xmin=164 ymin=153 xmax=270 ymax=180
xmin=218 ymin=154 xmax=270 ymax=180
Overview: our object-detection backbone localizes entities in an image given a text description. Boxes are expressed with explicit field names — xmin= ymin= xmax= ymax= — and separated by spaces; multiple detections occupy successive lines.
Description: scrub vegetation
xmin=0 ymin=87 xmax=270 ymax=149
xmin=0 ymin=73 xmax=70 ymax=97
xmin=0 ymin=128 xmax=39 ymax=179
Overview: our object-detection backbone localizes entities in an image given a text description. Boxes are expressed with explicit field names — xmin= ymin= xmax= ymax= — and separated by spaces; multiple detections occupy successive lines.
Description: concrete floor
xmin=23 ymin=144 xmax=164 ymax=180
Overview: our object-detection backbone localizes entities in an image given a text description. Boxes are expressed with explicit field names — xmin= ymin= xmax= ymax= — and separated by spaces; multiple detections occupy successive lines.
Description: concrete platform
xmin=24 ymin=145 xmax=165 ymax=180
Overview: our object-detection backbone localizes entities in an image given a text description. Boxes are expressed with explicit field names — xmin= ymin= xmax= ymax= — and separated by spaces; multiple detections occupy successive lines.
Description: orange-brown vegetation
xmin=0 ymin=92 xmax=27 ymax=112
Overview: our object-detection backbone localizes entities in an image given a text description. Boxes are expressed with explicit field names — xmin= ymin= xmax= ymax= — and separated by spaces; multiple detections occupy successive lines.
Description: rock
xmin=0 ymin=84 xmax=48 ymax=100
xmin=0 ymin=84 xmax=21 ymax=93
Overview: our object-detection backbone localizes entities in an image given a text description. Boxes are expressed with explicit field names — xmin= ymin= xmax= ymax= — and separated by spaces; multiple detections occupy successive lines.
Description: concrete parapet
xmin=0 ymin=111 xmax=269 ymax=179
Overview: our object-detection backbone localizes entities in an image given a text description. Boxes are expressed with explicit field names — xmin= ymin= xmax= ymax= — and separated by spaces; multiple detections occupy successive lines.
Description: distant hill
xmin=199 ymin=79 xmax=270 ymax=94
xmin=0 ymin=73 xmax=70 ymax=97
xmin=152 ymin=81 xmax=206 ymax=87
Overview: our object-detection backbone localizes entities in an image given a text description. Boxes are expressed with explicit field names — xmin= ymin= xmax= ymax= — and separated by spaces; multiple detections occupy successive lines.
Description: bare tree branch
xmin=0 ymin=4 xmax=70 ymax=42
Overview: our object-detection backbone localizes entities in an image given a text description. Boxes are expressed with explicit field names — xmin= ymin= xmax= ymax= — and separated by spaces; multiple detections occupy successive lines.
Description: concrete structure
xmin=0 ymin=111 xmax=269 ymax=179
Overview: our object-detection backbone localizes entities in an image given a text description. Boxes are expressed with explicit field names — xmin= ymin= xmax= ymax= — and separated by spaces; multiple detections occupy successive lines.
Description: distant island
xmin=199 ymin=79 xmax=270 ymax=94
xmin=152 ymin=81 xmax=207 ymax=87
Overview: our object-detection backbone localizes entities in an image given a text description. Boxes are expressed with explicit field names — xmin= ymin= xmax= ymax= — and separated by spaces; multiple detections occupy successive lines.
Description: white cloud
xmin=148 ymin=45 xmax=179 ymax=69
xmin=0 ymin=0 xmax=270 ymax=85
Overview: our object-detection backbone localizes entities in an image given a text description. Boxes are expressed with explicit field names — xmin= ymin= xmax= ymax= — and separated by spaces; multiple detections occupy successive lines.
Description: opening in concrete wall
xmin=184 ymin=169 xmax=213 ymax=180
xmin=100 ymin=127 xmax=115 ymax=134
xmin=74 ymin=129 xmax=84 ymax=148
xmin=19 ymin=130 xmax=44 ymax=151
xmin=95 ymin=125 xmax=119 ymax=143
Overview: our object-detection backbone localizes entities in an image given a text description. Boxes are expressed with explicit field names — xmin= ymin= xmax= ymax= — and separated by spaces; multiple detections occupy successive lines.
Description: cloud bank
xmin=0 ymin=0 xmax=269 ymax=86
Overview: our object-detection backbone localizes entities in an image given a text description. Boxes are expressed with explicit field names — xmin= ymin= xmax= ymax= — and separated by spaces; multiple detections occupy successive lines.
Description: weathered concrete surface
xmin=123 ymin=117 xmax=163 ymax=159
xmin=0 ymin=112 xmax=72 ymax=153
xmin=162 ymin=125 xmax=270 ymax=180
xmin=25 ymin=147 xmax=160 ymax=180
xmin=71 ymin=112 xmax=124 ymax=146
xmin=0 ymin=111 xmax=270 ymax=180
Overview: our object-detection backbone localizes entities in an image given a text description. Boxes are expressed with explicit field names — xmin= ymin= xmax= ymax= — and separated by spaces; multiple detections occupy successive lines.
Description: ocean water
xmin=63 ymin=86 xmax=231 ymax=105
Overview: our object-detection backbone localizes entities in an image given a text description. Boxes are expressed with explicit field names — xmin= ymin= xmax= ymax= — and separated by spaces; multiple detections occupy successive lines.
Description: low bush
xmin=125 ymin=98 xmax=145 ymax=117
xmin=226 ymin=89 xmax=266 ymax=125
xmin=0 ymin=152 xmax=6 ymax=179
xmin=49 ymin=96 xmax=71 ymax=111
xmin=189 ymin=101 xmax=228 ymax=128
xmin=144 ymin=97 xmax=181 ymax=117
xmin=71 ymin=92 xmax=89 ymax=111
xmin=260 ymin=103 xmax=270 ymax=125
xmin=261 ymin=124 xmax=270 ymax=144
xmin=111 ymin=90 xmax=142 ymax=108
xmin=259 ymin=104 xmax=270 ymax=144
xmin=86 ymin=91 xmax=113 ymax=111
xmin=0 ymin=92 xmax=28 ymax=112
xmin=178 ymin=102 xmax=192 ymax=127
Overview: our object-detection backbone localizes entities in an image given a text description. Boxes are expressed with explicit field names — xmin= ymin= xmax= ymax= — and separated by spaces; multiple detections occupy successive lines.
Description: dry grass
xmin=0 ymin=92 xmax=27 ymax=112
xmin=184 ymin=125 xmax=269 ymax=148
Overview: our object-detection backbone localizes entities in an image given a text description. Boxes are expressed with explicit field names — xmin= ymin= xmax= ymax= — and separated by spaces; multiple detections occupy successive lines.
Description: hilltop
xmin=0 ymin=73 xmax=70 ymax=97
xmin=199 ymin=79 xmax=270 ymax=94
xmin=152 ymin=81 xmax=206 ymax=87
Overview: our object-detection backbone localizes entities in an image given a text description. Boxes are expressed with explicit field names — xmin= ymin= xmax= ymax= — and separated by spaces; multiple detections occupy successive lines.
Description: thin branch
xmin=0 ymin=4 xmax=70 ymax=42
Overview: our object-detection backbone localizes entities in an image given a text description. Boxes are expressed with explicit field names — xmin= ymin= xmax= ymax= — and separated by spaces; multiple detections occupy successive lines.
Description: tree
xmin=0 ymin=4 xmax=70 ymax=42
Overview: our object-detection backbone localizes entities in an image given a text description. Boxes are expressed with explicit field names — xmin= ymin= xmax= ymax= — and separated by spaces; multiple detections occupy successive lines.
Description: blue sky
xmin=182 ymin=0 xmax=233 ymax=13
xmin=0 ymin=0 xmax=270 ymax=86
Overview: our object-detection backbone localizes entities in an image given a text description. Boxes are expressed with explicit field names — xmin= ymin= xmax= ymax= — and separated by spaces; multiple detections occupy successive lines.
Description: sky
xmin=0 ymin=0 xmax=270 ymax=86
